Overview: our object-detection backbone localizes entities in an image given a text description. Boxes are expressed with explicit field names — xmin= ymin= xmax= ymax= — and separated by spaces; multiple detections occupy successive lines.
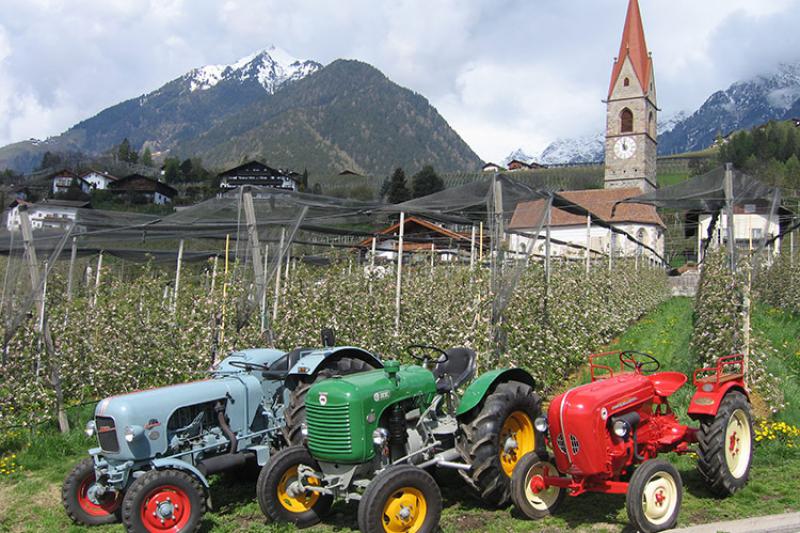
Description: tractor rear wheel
xmin=282 ymin=357 xmax=378 ymax=445
xmin=510 ymin=452 xmax=565 ymax=519
xmin=256 ymin=445 xmax=332 ymax=528
xmin=626 ymin=459 xmax=683 ymax=533
xmin=121 ymin=468 xmax=205 ymax=533
xmin=62 ymin=457 xmax=122 ymax=526
xmin=696 ymin=390 xmax=753 ymax=496
xmin=357 ymin=464 xmax=441 ymax=533
xmin=456 ymin=380 xmax=541 ymax=507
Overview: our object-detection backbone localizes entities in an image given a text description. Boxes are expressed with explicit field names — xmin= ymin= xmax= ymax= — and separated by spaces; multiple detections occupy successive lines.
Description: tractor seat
xmin=433 ymin=348 xmax=477 ymax=393
xmin=647 ymin=371 xmax=687 ymax=398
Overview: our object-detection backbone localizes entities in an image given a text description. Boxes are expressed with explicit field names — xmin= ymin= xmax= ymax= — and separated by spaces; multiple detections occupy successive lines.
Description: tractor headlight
xmin=534 ymin=417 xmax=549 ymax=433
xmin=300 ymin=423 xmax=308 ymax=439
xmin=85 ymin=420 xmax=96 ymax=437
xmin=124 ymin=425 xmax=144 ymax=443
xmin=612 ymin=420 xmax=630 ymax=438
xmin=372 ymin=428 xmax=389 ymax=447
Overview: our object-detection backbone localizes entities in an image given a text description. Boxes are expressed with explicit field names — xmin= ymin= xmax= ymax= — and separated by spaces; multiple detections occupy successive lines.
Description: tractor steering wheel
xmin=228 ymin=360 xmax=272 ymax=372
xmin=619 ymin=351 xmax=661 ymax=374
xmin=405 ymin=344 xmax=449 ymax=367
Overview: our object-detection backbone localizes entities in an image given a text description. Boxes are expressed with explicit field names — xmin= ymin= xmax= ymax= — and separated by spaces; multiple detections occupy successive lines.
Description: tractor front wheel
xmin=696 ymin=390 xmax=753 ymax=496
xmin=283 ymin=357 xmax=378 ymax=445
xmin=357 ymin=464 xmax=441 ymax=533
xmin=457 ymin=380 xmax=541 ymax=507
xmin=256 ymin=445 xmax=332 ymax=528
xmin=62 ymin=457 xmax=122 ymax=526
xmin=121 ymin=469 xmax=204 ymax=533
xmin=510 ymin=452 xmax=565 ymax=519
xmin=626 ymin=459 xmax=683 ymax=533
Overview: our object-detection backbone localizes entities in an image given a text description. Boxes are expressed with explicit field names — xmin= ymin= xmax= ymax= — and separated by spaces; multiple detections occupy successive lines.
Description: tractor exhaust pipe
xmin=215 ymin=401 xmax=238 ymax=454
xmin=197 ymin=453 xmax=249 ymax=476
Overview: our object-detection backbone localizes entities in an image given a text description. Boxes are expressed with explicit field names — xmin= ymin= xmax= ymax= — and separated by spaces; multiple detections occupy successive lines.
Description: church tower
xmin=604 ymin=0 xmax=657 ymax=192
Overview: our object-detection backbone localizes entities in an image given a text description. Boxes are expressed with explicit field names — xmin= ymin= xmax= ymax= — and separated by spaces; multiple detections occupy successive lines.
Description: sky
xmin=1 ymin=0 xmax=800 ymax=163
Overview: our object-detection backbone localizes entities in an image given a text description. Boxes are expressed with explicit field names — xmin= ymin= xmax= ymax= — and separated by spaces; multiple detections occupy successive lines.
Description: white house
xmin=5 ymin=199 xmax=90 ymax=232
xmin=81 ymin=170 xmax=119 ymax=190
xmin=218 ymin=161 xmax=299 ymax=191
xmin=695 ymin=202 xmax=783 ymax=260
xmin=51 ymin=169 xmax=91 ymax=196
xmin=507 ymin=187 xmax=666 ymax=263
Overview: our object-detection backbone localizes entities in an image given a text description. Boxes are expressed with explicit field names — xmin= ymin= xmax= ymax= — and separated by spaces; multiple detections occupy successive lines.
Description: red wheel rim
xmin=77 ymin=471 xmax=122 ymax=517
xmin=140 ymin=485 xmax=192 ymax=532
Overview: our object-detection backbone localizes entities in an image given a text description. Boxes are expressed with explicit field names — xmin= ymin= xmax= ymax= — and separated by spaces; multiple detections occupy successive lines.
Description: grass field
xmin=1 ymin=298 xmax=799 ymax=532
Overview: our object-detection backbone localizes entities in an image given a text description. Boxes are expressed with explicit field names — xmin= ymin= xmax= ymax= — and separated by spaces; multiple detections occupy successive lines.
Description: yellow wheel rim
xmin=277 ymin=465 xmax=320 ymax=513
xmin=641 ymin=471 xmax=678 ymax=526
xmin=725 ymin=409 xmax=751 ymax=479
xmin=500 ymin=410 xmax=536 ymax=477
xmin=382 ymin=487 xmax=427 ymax=533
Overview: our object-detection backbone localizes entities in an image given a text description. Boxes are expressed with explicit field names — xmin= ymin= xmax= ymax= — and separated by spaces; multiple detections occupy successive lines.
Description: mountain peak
xmin=184 ymin=46 xmax=321 ymax=93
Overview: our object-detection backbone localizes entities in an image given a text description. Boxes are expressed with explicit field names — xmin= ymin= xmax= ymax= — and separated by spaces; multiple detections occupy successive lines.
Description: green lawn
xmin=1 ymin=298 xmax=799 ymax=532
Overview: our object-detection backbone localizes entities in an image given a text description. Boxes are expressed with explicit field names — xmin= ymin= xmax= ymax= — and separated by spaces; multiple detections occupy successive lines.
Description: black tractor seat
xmin=433 ymin=347 xmax=477 ymax=393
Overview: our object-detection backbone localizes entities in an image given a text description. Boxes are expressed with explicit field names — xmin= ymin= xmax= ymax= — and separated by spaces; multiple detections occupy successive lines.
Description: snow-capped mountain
xmin=502 ymin=148 xmax=537 ymax=166
xmin=537 ymin=132 xmax=605 ymax=165
xmin=659 ymin=61 xmax=800 ymax=154
xmin=183 ymin=45 xmax=321 ymax=94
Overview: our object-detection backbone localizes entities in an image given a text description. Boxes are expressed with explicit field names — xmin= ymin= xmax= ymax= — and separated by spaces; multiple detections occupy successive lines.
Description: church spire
xmin=608 ymin=0 xmax=652 ymax=98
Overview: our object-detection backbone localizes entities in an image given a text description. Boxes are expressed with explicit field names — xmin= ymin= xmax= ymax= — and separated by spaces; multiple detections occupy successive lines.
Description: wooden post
xmin=18 ymin=209 xmax=44 ymax=329
xmin=220 ymin=235 xmax=230 ymax=348
xmin=608 ymin=230 xmax=614 ymax=272
xmin=395 ymin=212 xmax=405 ymax=334
xmin=242 ymin=190 xmax=265 ymax=313
xmin=585 ymin=215 xmax=591 ymax=276
xmin=66 ymin=236 xmax=77 ymax=303
xmin=172 ymin=239 xmax=184 ymax=314
xmin=210 ymin=255 xmax=218 ymax=295
xmin=430 ymin=243 xmax=435 ymax=273
xmin=370 ymin=237 xmax=377 ymax=269
xmin=470 ymin=225 xmax=476 ymax=268
xmin=791 ymin=228 xmax=795 ymax=267
xmin=285 ymin=244 xmax=291 ymax=283
xmin=545 ymin=202 xmax=552 ymax=286
xmin=272 ymin=228 xmax=286 ymax=322
xmin=724 ymin=163 xmax=736 ymax=271
xmin=696 ymin=220 xmax=703 ymax=263
xmin=260 ymin=244 xmax=270 ymax=334
xmin=92 ymin=252 xmax=103 ymax=309
xmin=479 ymin=221 xmax=484 ymax=263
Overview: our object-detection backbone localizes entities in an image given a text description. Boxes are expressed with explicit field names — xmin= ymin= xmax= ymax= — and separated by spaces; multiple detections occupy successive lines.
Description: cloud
xmin=0 ymin=0 xmax=799 ymax=164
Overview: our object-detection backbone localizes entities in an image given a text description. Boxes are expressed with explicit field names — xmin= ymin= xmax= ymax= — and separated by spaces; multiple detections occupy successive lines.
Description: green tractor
xmin=256 ymin=345 xmax=540 ymax=532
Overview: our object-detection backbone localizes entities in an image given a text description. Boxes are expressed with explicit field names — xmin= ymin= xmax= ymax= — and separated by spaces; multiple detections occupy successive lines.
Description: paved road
xmin=672 ymin=512 xmax=800 ymax=533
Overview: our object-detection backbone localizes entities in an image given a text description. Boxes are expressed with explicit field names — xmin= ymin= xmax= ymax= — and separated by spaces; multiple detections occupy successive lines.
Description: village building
xmin=50 ymin=169 xmax=91 ymax=196
xmin=81 ymin=169 xmax=119 ymax=190
xmin=507 ymin=159 xmax=547 ymax=171
xmin=218 ymin=161 xmax=299 ymax=191
xmin=508 ymin=188 xmax=665 ymax=261
xmin=363 ymin=216 xmax=474 ymax=262
xmin=108 ymin=174 xmax=177 ymax=205
xmin=482 ymin=162 xmax=505 ymax=172
xmin=5 ymin=198 xmax=91 ymax=232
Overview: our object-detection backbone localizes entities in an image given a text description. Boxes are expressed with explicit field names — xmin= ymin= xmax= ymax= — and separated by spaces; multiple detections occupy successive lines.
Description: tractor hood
xmin=93 ymin=374 xmax=262 ymax=461
xmin=548 ymin=373 xmax=654 ymax=475
xmin=304 ymin=364 xmax=437 ymax=464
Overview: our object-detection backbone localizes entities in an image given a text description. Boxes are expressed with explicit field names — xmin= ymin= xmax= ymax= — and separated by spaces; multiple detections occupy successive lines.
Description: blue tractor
xmin=62 ymin=335 xmax=381 ymax=533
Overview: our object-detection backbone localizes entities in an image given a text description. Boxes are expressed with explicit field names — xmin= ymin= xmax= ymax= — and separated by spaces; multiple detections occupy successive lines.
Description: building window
xmin=752 ymin=228 xmax=762 ymax=239
xmin=648 ymin=111 xmax=655 ymax=137
xmin=744 ymin=204 xmax=756 ymax=214
xmin=624 ymin=77 xmax=630 ymax=87
xmin=620 ymin=108 xmax=633 ymax=133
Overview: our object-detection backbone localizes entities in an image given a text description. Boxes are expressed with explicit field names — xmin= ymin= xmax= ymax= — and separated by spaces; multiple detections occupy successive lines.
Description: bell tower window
xmin=623 ymin=77 xmax=630 ymax=87
xmin=648 ymin=111 xmax=655 ymax=137
xmin=620 ymin=108 xmax=633 ymax=133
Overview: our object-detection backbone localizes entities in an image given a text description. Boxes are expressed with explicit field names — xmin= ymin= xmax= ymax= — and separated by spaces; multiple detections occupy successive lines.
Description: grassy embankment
xmin=1 ymin=298 xmax=799 ymax=532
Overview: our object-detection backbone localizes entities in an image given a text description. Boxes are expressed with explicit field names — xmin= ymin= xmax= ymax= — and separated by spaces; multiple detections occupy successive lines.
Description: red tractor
xmin=511 ymin=351 xmax=753 ymax=533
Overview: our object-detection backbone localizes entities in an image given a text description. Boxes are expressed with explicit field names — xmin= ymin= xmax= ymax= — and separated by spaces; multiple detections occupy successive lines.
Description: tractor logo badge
xmin=612 ymin=397 xmax=638 ymax=410
xmin=319 ymin=393 xmax=328 ymax=406
xmin=373 ymin=391 xmax=390 ymax=402
xmin=600 ymin=407 xmax=609 ymax=420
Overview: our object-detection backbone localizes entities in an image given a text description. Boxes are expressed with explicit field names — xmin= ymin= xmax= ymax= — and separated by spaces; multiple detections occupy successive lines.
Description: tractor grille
xmin=556 ymin=434 xmax=567 ymax=455
xmin=306 ymin=403 xmax=353 ymax=460
xmin=569 ymin=434 xmax=580 ymax=456
xmin=95 ymin=416 xmax=119 ymax=453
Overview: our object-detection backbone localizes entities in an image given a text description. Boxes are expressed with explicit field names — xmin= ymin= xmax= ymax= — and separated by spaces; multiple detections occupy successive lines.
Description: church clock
xmin=614 ymin=136 xmax=637 ymax=159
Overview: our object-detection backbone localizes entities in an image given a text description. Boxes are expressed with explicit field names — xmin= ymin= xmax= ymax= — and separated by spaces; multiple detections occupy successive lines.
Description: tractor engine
xmin=546 ymin=373 xmax=655 ymax=477
xmin=304 ymin=361 xmax=437 ymax=465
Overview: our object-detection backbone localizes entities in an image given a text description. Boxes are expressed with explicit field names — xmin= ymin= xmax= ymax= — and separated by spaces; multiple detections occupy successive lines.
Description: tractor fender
xmin=688 ymin=381 xmax=749 ymax=418
xmin=150 ymin=458 xmax=211 ymax=489
xmin=456 ymin=368 xmax=536 ymax=418
xmin=287 ymin=346 xmax=383 ymax=381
